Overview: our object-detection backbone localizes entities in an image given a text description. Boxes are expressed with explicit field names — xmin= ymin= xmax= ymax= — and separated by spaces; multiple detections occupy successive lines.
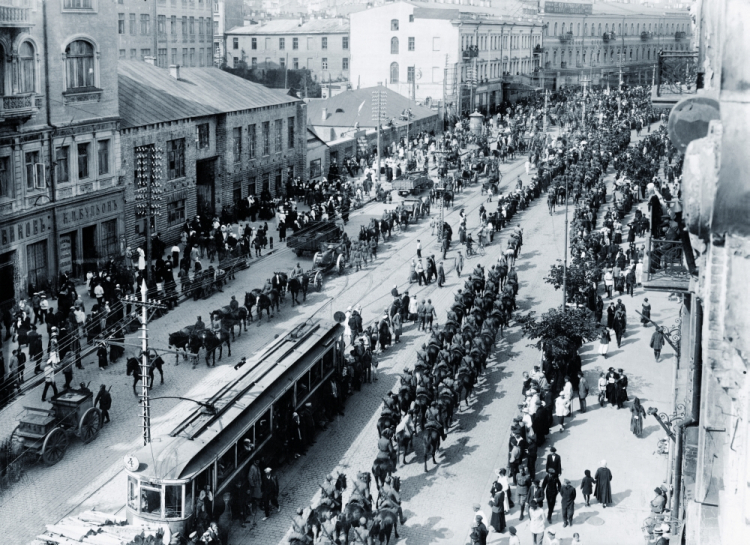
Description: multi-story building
xmin=349 ymin=1 xmax=544 ymax=116
xmin=118 ymin=61 xmax=306 ymax=248
xmin=212 ymin=0 xmax=244 ymax=66
xmin=539 ymin=1 xmax=692 ymax=89
xmin=115 ymin=0 xmax=214 ymax=68
xmin=0 ymin=0 xmax=121 ymax=308
xmin=224 ymin=17 xmax=350 ymax=83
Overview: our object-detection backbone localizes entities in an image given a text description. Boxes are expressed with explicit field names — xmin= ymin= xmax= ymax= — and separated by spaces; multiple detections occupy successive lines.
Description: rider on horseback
xmin=291 ymin=263 xmax=303 ymax=279
xmin=349 ymin=473 xmax=373 ymax=512
xmin=261 ymin=278 xmax=273 ymax=295
xmin=379 ymin=476 xmax=407 ymax=525
xmin=320 ymin=475 xmax=343 ymax=511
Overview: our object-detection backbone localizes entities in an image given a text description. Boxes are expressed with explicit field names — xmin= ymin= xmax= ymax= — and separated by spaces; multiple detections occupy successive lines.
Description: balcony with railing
xmin=1 ymin=92 xmax=41 ymax=121
xmin=641 ymin=31 xmax=652 ymax=41
xmin=0 ymin=3 xmax=32 ymax=27
xmin=674 ymin=31 xmax=687 ymax=41
xmin=602 ymin=31 xmax=616 ymax=43
xmin=652 ymin=51 xmax=700 ymax=108
xmin=643 ymin=237 xmax=693 ymax=292
xmin=462 ymin=45 xmax=479 ymax=61
xmin=558 ymin=32 xmax=573 ymax=44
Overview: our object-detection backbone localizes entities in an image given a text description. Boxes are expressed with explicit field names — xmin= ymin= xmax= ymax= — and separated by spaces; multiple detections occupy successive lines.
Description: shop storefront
xmin=0 ymin=211 xmax=54 ymax=307
xmin=55 ymin=191 xmax=126 ymax=279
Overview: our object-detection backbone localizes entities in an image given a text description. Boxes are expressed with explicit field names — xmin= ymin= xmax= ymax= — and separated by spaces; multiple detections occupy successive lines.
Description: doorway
xmin=59 ymin=231 xmax=78 ymax=279
xmin=82 ymin=225 xmax=97 ymax=275
xmin=0 ymin=251 xmax=16 ymax=310
xmin=196 ymin=158 xmax=217 ymax=218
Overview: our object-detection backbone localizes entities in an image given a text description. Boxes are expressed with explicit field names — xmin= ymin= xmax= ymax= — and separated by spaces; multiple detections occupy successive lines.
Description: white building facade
xmin=350 ymin=1 xmax=543 ymax=115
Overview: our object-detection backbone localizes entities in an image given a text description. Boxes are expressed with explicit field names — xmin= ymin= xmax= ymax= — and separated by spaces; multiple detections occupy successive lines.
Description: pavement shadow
xmin=640 ymin=425 xmax=661 ymax=439
xmin=402 ymin=515 xmax=456 ymax=544
xmin=612 ymin=489 xmax=633 ymax=506
xmin=574 ymin=509 xmax=602 ymax=524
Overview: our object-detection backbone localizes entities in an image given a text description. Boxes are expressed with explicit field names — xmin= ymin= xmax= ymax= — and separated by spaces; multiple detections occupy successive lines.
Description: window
xmin=158 ymin=48 xmax=167 ymax=67
xmin=199 ymin=18 xmax=204 ymax=40
xmin=275 ymin=171 xmax=282 ymax=193
xmin=64 ymin=0 xmax=92 ymax=8
xmin=251 ymin=37 xmax=257 ymax=50
xmin=274 ymin=119 xmax=282 ymax=153
xmin=130 ymin=49 xmax=136 ymax=60
xmin=391 ymin=19 xmax=399 ymax=31
xmin=129 ymin=13 xmax=136 ymax=35
xmin=189 ymin=48 xmax=195 ymax=66
xmin=119 ymin=49 xmax=125 ymax=59
xmin=118 ymin=13 xmax=125 ymax=34
xmin=19 ymin=42 xmax=35 ymax=93
xmin=321 ymin=58 xmax=327 ymax=70
xmin=248 ymin=124 xmax=256 ymax=157
xmin=409 ymin=14 xmax=414 ymax=22
xmin=342 ymin=36 xmax=348 ymax=50
xmin=407 ymin=66 xmax=414 ymax=83
xmin=189 ymin=17 xmax=194 ymax=37
xmin=287 ymin=117 xmax=295 ymax=148
xmin=265 ymin=37 xmax=270 ymax=50
xmin=171 ymin=48 xmax=177 ymax=64
xmin=262 ymin=121 xmax=270 ymax=155
xmin=293 ymin=58 xmax=298 ymax=69
xmin=290 ymin=37 xmax=298 ymax=50
xmin=247 ymin=176 xmax=256 ymax=195
xmin=0 ymin=157 xmax=10 ymax=198
xmin=182 ymin=48 xmax=188 ymax=65
xmin=182 ymin=16 xmax=187 ymax=38
xmin=197 ymin=123 xmax=209 ymax=149
xmin=342 ymin=57 xmax=348 ymax=70
xmin=233 ymin=127 xmax=242 ymax=161
xmin=408 ymin=37 xmax=414 ymax=51
xmin=433 ymin=37 xmax=440 ymax=51
xmin=233 ymin=37 xmax=238 ymax=50
xmin=77 ymin=143 xmax=89 ymax=179
xmin=199 ymin=48 xmax=205 ymax=66
xmin=65 ymin=40 xmax=95 ymax=89
xmin=167 ymin=138 xmax=185 ymax=179
xmin=25 ymin=151 xmax=41 ymax=190
xmin=390 ymin=62 xmax=398 ymax=83
xmin=279 ymin=57 xmax=285 ymax=68
xmin=168 ymin=199 xmax=186 ymax=225
xmin=251 ymin=57 xmax=257 ymax=68
xmin=321 ymin=37 xmax=327 ymax=50
xmin=158 ymin=15 xmax=166 ymax=35
xmin=310 ymin=158 xmax=321 ymax=178
xmin=554 ymin=22 xmax=558 ymax=35
xmin=279 ymin=37 xmax=285 ymax=50
xmin=97 ymin=140 xmax=109 ymax=175
xmin=140 ymin=14 xmax=150 ymax=35
xmin=140 ymin=49 xmax=151 ymax=61
xmin=391 ymin=37 xmax=399 ymax=54
xmin=171 ymin=16 xmax=177 ymax=36
xmin=27 ymin=240 xmax=48 ymax=290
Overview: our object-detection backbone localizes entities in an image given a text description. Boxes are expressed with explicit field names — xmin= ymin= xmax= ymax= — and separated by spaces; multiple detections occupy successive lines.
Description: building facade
xmin=349 ymin=1 xmax=544 ymax=116
xmin=118 ymin=61 xmax=306 ymax=249
xmin=212 ymin=0 xmax=244 ymax=66
xmin=540 ymin=1 xmax=692 ymax=89
xmin=224 ymin=17 xmax=350 ymax=83
xmin=0 ymin=0 xmax=121 ymax=309
xmin=116 ymin=0 xmax=214 ymax=68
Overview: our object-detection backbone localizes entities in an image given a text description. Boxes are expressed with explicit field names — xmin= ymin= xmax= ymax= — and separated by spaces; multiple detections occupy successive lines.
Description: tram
xmin=123 ymin=318 xmax=345 ymax=533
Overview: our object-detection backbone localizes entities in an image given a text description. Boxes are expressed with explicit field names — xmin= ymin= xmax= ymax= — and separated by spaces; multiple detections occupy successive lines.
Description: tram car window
xmin=165 ymin=485 xmax=183 ymax=518
xmin=256 ymin=412 xmax=271 ymax=444
xmin=141 ymin=486 xmax=162 ymax=515
xmin=128 ymin=476 xmax=139 ymax=510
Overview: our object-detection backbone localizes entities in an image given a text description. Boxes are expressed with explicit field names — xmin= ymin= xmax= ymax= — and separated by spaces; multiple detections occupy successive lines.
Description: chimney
xmin=299 ymin=15 xmax=304 ymax=26
xmin=144 ymin=56 xmax=156 ymax=66
xmin=322 ymin=107 xmax=327 ymax=121
xmin=169 ymin=65 xmax=180 ymax=79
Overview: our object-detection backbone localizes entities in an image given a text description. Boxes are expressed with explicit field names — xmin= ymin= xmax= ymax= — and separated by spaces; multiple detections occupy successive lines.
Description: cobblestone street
xmin=5 ymin=129 xmax=678 ymax=545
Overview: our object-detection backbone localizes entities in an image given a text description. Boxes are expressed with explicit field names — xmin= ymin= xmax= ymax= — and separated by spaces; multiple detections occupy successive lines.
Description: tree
xmin=545 ymin=256 xmax=602 ymax=304
xmin=517 ymin=306 xmax=600 ymax=359
xmin=222 ymin=65 xmax=322 ymax=98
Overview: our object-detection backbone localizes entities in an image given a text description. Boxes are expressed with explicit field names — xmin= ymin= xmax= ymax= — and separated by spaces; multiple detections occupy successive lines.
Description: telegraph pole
xmin=372 ymin=87 xmax=386 ymax=183
xmin=124 ymin=281 xmax=167 ymax=446
xmin=562 ymin=174 xmax=569 ymax=310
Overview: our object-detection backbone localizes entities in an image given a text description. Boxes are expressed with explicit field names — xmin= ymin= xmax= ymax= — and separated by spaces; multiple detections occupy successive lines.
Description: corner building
xmin=0 ymin=0 xmax=121 ymax=308
xmin=117 ymin=61 xmax=306 ymax=250
xmin=349 ymin=1 xmax=543 ymax=116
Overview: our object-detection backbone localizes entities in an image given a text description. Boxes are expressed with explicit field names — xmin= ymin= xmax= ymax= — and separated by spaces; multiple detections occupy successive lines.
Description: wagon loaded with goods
xmin=286 ymin=221 xmax=344 ymax=257
xmin=12 ymin=390 xmax=102 ymax=466
xmin=392 ymin=174 xmax=434 ymax=197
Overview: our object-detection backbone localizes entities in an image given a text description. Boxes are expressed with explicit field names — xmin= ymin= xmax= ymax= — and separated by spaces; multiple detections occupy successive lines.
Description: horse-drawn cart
xmin=392 ymin=174 xmax=434 ymax=197
xmin=401 ymin=198 xmax=429 ymax=220
xmin=13 ymin=390 xmax=102 ymax=466
xmin=287 ymin=221 xmax=343 ymax=257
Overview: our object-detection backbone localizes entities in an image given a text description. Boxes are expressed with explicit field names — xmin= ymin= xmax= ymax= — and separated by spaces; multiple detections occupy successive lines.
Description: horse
xmin=198 ymin=328 xmax=231 ymax=365
xmin=395 ymin=411 xmax=415 ymax=465
xmin=244 ymin=290 xmax=279 ymax=323
xmin=288 ymin=273 xmax=310 ymax=306
xmin=422 ymin=422 xmax=443 ymax=472
xmin=376 ymin=409 xmax=400 ymax=438
xmin=456 ymin=366 xmax=476 ymax=409
xmin=371 ymin=456 xmax=395 ymax=490
xmin=212 ymin=307 xmax=248 ymax=340
xmin=126 ymin=355 xmax=164 ymax=396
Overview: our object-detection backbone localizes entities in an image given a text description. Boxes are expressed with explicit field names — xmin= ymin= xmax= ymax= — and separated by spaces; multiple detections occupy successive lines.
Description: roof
xmin=306 ymin=86 xmax=437 ymax=129
xmin=226 ymin=18 xmax=349 ymax=35
xmin=118 ymin=62 xmax=299 ymax=128
xmin=384 ymin=0 xmax=542 ymax=22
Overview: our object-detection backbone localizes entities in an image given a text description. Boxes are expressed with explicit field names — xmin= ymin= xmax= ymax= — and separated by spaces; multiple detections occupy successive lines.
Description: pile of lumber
xmin=32 ymin=511 xmax=169 ymax=545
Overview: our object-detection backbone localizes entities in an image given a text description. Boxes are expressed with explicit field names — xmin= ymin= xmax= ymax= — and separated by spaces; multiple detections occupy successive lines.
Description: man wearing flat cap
xmin=560 ymin=478 xmax=577 ymax=527
xmin=542 ymin=468 xmax=562 ymax=523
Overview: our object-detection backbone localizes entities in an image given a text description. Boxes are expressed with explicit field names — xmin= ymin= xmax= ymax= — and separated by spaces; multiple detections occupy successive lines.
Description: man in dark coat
xmin=594 ymin=461 xmax=613 ymax=507
xmin=261 ymin=467 xmax=280 ymax=519
xmin=560 ymin=478 xmax=576 ymax=527
xmin=542 ymin=469 xmax=562 ymax=522
xmin=546 ymin=446 xmax=562 ymax=476
xmin=28 ymin=325 xmax=44 ymax=374
xmin=95 ymin=384 xmax=112 ymax=423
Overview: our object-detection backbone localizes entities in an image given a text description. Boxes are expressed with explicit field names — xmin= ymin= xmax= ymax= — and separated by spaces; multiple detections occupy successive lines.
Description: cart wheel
xmin=42 ymin=427 xmax=69 ymax=466
xmin=336 ymin=255 xmax=344 ymax=275
xmin=79 ymin=407 xmax=103 ymax=444
xmin=314 ymin=272 xmax=323 ymax=292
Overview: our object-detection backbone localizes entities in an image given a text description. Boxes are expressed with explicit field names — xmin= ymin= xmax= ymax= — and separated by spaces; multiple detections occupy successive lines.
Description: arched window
xmin=637 ymin=23 xmax=640 ymax=34
xmin=391 ymin=37 xmax=399 ymax=54
xmin=390 ymin=62 xmax=398 ymax=83
xmin=19 ymin=41 xmax=36 ymax=93
xmin=0 ymin=45 xmax=4 ymax=96
xmin=561 ymin=23 xmax=565 ymax=34
xmin=390 ymin=19 xmax=399 ymax=31
xmin=598 ymin=23 xmax=601 ymax=35
xmin=554 ymin=22 xmax=557 ymax=35
xmin=584 ymin=23 xmax=588 ymax=36
xmin=631 ymin=24 xmax=634 ymax=35
xmin=65 ymin=40 xmax=95 ymax=89
xmin=618 ymin=23 xmax=621 ymax=35
xmin=553 ymin=50 xmax=557 ymax=65
xmin=647 ymin=49 xmax=650 ymax=60
xmin=577 ymin=23 xmax=580 ymax=36
xmin=605 ymin=23 xmax=609 ymax=33
xmin=597 ymin=50 xmax=600 ymax=63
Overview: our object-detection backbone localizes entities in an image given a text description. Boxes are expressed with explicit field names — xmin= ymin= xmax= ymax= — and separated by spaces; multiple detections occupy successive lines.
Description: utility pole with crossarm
xmin=123 ymin=280 xmax=167 ymax=445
